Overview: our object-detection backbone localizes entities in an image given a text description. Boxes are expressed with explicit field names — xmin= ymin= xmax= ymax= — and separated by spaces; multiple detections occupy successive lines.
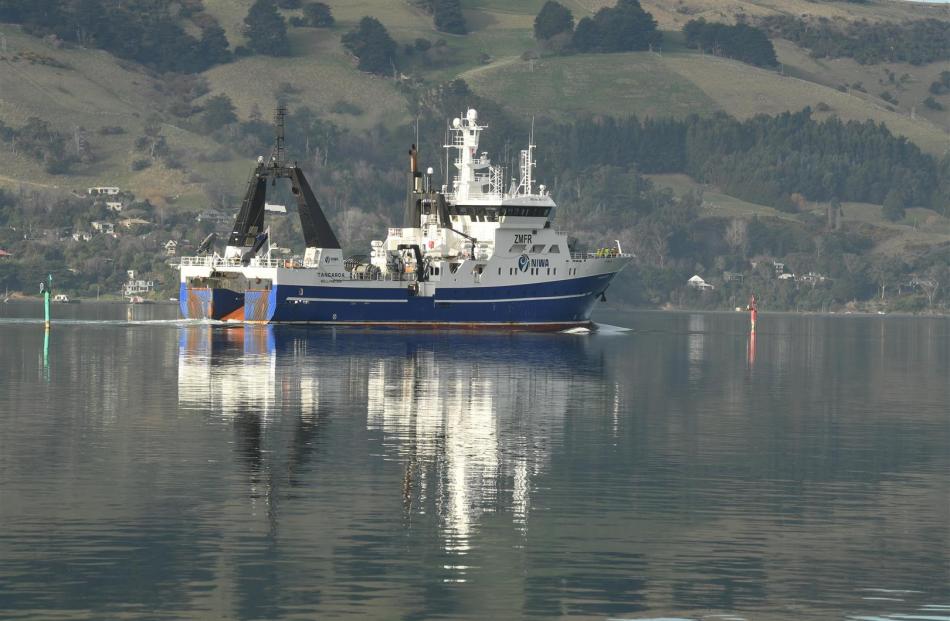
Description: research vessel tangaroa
xmin=179 ymin=108 xmax=631 ymax=328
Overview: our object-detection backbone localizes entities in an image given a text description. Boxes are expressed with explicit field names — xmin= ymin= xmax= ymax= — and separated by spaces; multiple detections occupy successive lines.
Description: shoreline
xmin=2 ymin=297 xmax=178 ymax=305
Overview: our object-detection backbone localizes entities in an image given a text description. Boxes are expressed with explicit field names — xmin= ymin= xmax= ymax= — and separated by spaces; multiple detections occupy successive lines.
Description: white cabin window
xmin=509 ymin=243 xmax=525 ymax=253
xmin=548 ymin=245 xmax=560 ymax=253
xmin=530 ymin=244 xmax=545 ymax=254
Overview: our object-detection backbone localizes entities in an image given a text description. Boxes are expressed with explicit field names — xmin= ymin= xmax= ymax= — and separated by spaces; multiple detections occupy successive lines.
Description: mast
xmin=444 ymin=108 xmax=486 ymax=202
xmin=271 ymin=105 xmax=286 ymax=168
xmin=518 ymin=118 xmax=536 ymax=196
xmin=225 ymin=106 xmax=341 ymax=259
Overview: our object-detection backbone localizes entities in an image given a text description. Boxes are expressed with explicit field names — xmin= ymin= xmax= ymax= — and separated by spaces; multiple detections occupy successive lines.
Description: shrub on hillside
xmin=882 ymin=189 xmax=906 ymax=222
xmin=0 ymin=0 xmax=231 ymax=73
xmin=303 ymin=2 xmax=334 ymax=27
xmin=534 ymin=1 xmax=574 ymax=41
xmin=572 ymin=0 xmax=661 ymax=53
xmin=0 ymin=117 xmax=82 ymax=174
xmin=245 ymin=0 xmax=291 ymax=57
xmin=342 ymin=17 xmax=398 ymax=75
xmin=201 ymin=94 xmax=238 ymax=133
xmin=929 ymin=71 xmax=950 ymax=95
xmin=434 ymin=0 xmax=467 ymax=35
xmin=683 ymin=19 xmax=778 ymax=67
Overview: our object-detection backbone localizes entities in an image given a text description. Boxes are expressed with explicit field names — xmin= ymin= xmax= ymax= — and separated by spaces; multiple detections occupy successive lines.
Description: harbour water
xmin=1 ymin=304 xmax=948 ymax=620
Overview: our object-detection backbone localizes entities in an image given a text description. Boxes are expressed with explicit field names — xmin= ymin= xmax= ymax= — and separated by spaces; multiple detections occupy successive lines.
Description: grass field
xmin=202 ymin=30 xmax=409 ymax=131
xmin=464 ymin=47 xmax=948 ymax=155
xmin=465 ymin=52 xmax=717 ymax=120
xmin=0 ymin=27 xmax=238 ymax=204
xmin=647 ymin=173 xmax=798 ymax=221
xmin=774 ymin=40 xmax=950 ymax=130
xmin=640 ymin=0 xmax=944 ymax=29
xmin=661 ymin=52 xmax=948 ymax=155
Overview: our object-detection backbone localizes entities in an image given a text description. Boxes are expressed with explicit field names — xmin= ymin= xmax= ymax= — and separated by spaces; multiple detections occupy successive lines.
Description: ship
xmin=178 ymin=107 xmax=631 ymax=329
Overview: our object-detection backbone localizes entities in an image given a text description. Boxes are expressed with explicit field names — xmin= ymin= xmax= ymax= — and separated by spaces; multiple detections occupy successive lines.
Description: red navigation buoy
xmin=749 ymin=294 xmax=757 ymax=333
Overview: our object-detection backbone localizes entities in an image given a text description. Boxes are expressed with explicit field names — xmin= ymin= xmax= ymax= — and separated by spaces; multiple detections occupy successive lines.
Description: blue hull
xmin=180 ymin=273 xmax=614 ymax=327
xmin=179 ymin=285 xmax=244 ymax=320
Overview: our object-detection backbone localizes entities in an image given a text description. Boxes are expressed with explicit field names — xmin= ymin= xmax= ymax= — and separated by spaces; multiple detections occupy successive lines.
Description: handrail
xmin=179 ymin=256 xmax=285 ymax=268
xmin=179 ymin=255 xmax=420 ymax=282
xmin=570 ymin=252 xmax=632 ymax=260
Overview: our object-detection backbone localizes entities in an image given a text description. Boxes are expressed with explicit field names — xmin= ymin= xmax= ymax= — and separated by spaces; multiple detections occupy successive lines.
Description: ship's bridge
xmin=442 ymin=108 xmax=556 ymax=234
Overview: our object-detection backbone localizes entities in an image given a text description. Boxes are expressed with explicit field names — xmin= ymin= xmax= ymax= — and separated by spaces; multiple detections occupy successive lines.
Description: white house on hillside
xmin=91 ymin=221 xmax=115 ymax=235
xmin=88 ymin=186 xmax=120 ymax=196
xmin=688 ymin=275 xmax=715 ymax=291
xmin=123 ymin=270 xmax=154 ymax=296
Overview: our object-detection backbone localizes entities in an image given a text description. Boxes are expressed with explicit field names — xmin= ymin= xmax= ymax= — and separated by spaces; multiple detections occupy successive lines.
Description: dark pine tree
xmin=342 ymin=16 xmax=398 ymax=75
xmin=534 ymin=1 xmax=574 ymax=41
xmin=572 ymin=16 xmax=598 ymax=52
xmin=198 ymin=24 xmax=232 ymax=67
xmin=572 ymin=0 xmax=660 ymax=53
xmin=597 ymin=0 xmax=660 ymax=52
xmin=245 ymin=0 xmax=290 ymax=57
xmin=303 ymin=2 xmax=334 ymax=27
xmin=201 ymin=94 xmax=238 ymax=133
xmin=434 ymin=0 xmax=467 ymax=35
xmin=684 ymin=19 xmax=777 ymax=67
xmin=882 ymin=188 xmax=906 ymax=222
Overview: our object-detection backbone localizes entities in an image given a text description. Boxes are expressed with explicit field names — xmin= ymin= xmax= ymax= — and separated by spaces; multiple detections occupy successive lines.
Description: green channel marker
xmin=43 ymin=273 xmax=51 ymax=329
xmin=43 ymin=327 xmax=49 ymax=382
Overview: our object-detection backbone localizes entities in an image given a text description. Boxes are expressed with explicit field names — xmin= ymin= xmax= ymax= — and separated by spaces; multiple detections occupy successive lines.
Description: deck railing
xmin=179 ymin=256 xmax=286 ymax=268
xmin=570 ymin=252 xmax=632 ymax=261
xmin=179 ymin=255 xmax=421 ymax=282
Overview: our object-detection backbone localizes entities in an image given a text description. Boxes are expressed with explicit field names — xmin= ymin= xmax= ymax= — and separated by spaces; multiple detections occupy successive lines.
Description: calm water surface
xmin=1 ymin=303 xmax=949 ymax=620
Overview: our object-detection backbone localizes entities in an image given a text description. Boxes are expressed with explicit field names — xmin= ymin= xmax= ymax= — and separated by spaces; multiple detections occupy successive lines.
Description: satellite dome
xmin=452 ymin=117 xmax=461 ymax=128
xmin=466 ymin=108 xmax=478 ymax=122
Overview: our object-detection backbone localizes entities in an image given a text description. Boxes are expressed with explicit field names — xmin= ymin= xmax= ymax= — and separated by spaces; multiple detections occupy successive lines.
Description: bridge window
xmin=500 ymin=206 xmax=552 ymax=218
xmin=509 ymin=243 xmax=525 ymax=253
xmin=548 ymin=245 xmax=560 ymax=253
xmin=530 ymin=244 xmax=545 ymax=254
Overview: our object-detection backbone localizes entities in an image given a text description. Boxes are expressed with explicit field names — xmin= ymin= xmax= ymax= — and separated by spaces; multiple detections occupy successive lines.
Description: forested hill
xmin=0 ymin=0 xmax=948 ymax=312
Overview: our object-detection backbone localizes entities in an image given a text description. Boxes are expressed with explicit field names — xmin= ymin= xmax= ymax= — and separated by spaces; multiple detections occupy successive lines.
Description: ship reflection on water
xmin=176 ymin=325 xmax=610 ymax=565
xmin=4 ymin=313 xmax=950 ymax=619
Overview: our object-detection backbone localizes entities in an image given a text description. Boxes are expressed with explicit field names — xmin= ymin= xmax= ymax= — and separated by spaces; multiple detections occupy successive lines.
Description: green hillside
xmin=0 ymin=0 xmax=945 ymax=207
